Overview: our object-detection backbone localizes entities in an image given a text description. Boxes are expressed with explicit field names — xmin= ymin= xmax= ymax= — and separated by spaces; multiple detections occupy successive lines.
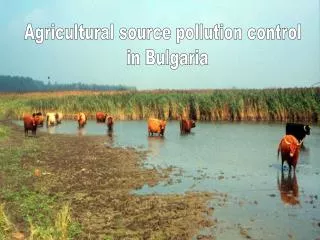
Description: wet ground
xmin=14 ymin=120 xmax=320 ymax=239
xmin=5 ymin=122 xmax=218 ymax=239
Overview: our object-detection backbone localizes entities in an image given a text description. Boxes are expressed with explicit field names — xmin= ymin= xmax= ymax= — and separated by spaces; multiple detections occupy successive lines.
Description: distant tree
xmin=0 ymin=75 xmax=136 ymax=92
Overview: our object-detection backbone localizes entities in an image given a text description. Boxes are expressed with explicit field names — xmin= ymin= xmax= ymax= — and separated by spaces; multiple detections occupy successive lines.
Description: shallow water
xmin=15 ymin=120 xmax=320 ymax=239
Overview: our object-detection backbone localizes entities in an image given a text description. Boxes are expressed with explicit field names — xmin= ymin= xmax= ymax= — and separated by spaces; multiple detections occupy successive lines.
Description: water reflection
xmin=46 ymin=125 xmax=56 ymax=134
xmin=147 ymin=136 xmax=165 ymax=158
xmin=77 ymin=127 xmax=87 ymax=136
xmin=277 ymin=172 xmax=300 ymax=206
xmin=106 ymin=129 xmax=114 ymax=145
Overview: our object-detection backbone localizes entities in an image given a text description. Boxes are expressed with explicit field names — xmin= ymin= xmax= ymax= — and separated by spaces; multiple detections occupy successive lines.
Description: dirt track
xmin=3 ymin=122 xmax=216 ymax=239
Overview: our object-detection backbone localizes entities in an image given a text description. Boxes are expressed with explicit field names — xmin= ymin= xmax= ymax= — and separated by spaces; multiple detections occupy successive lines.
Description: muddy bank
xmin=1 ymin=122 xmax=216 ymax=239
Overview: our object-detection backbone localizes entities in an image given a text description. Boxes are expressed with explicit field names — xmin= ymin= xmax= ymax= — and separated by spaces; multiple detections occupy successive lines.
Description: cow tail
xmin=277 ymin=140 xmax=281 ymax=160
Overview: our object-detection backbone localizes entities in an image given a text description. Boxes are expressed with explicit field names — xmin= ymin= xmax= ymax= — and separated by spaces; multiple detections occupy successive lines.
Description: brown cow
xmin=106 ymin=116 xmax=114 ymax=131
xmin=148 ymin=118 xmax=167 ymax=136
xmin=23 ymin=113 xmax=41 ymax=137
xmin=33 ymin=112 xmax=44 ymax=127
xmin=96 ymin=112 xmax=106 ymax=123
xmin=77 ymin=112 xmax=87 ymax=128
xmin=180 ymin=119 xmax=196 ymax=134
xmin=278 ymin=135 xmax=301 ymax=173
xmin=278 ymin=172 xmax=299 ymax=206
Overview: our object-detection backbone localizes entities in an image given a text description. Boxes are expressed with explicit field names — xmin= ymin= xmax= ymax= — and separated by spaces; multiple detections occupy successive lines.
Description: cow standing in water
xmin=55 ymin=112 xmax=63 ymax=124
xmin=180 ymin=119 xmax=196 ymax=134
xmin=106 ymin=116 xmax=114 ymax=131
xmin=278 ymin=135 xmax=301 ymax=173
xmin=46 ymin=112 xmax=57 ymax=126
xmin=96 ymin=112 xmax=106 ymax=123
xmin=148 ymin=118 xmax=167 ymax=136
xmin=285 ymin=123 xmax=311 ymax=144
xmin=77 ymin=112 xmax=87 ymax=128
xmin=23 ymin=113 xmax=41 ymax=137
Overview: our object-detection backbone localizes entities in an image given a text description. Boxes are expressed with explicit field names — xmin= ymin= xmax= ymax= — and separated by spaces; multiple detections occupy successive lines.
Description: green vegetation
xmin=0 ymin=203 xmax=14 ymax=239
xmin=0 ymin=123 xmax=81 ymax=239
xmin=1 ymin=88 xmax=319 ymax=122
xmin=0 ymin=126 xmax=9 ymax=139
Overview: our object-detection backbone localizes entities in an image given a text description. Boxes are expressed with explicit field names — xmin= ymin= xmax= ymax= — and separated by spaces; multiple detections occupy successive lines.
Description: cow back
xmin=148 ymin=118 xmax=162 ymax=133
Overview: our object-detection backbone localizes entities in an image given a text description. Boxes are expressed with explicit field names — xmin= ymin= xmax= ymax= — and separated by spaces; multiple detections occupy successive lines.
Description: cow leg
xmin=25 ymin=128 xmax=28 ymax=137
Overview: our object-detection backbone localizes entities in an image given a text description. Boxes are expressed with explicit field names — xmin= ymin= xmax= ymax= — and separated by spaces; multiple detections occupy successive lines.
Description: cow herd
xmin=23 ymin=111 xmax=114 ymax=136
xmin=23 ymin=112 xmax=196 ymax=137
xmin=22 ymin=112 xmax=311 ymax=172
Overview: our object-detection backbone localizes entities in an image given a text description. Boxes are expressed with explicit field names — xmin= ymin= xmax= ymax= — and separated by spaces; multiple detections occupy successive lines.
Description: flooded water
xmin=15 ymin=120 xmax=320 ymax=239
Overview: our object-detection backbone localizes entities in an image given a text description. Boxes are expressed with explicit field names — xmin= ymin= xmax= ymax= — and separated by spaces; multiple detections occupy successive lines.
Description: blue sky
xmin=0 ymin=0 xmax=319 ymax=89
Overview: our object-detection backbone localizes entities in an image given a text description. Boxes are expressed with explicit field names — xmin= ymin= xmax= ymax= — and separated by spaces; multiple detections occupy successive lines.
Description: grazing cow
xmin=148 ymin=118 xmax=167 ymax=136
xmin=55 ymin=112 xmax=63 ymax=124
xmin=77 ymin=112 xmax=87 ymax=128
xmin=23 ymin=113 xmax=41 ymax=137
xmin=46 ymin=112 xmax=57 ymax=126
xmin=277 ymin=172 xmax=299 ymax=205
xmin=180 ymin=119 xmax=196 ymax=134
xmin=33 ymin=112 xmax=44 ymax=127
xmin=278 ymin=135 xmax=301 ymax=173
xmin=106 ymin=116 xmax=114 ymax=131
xmin=285 ymin=123 xmax=311 ymax=144
xmin=96 ymin=112 xmax=106 ymax=123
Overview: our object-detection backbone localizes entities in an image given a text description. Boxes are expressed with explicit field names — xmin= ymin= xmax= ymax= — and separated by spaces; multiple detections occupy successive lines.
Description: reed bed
xmin=1 ymin=88 xmax=319 ymax=123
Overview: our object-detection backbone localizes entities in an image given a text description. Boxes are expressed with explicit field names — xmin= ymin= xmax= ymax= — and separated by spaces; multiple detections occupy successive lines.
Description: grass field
xmin=0 ymin=88 xmax=319 ymax=122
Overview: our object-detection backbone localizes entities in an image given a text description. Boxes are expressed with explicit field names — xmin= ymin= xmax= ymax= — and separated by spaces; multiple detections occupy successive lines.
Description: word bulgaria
xmin=24 ymin=23 xmax=301 ymax=70
xmin=127 ymin=49 xmax=208 ymax=70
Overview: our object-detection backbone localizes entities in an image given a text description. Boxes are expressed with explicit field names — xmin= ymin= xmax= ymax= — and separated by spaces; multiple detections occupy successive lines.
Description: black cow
xmin=285 ymin=123 xmax=311 ymax=144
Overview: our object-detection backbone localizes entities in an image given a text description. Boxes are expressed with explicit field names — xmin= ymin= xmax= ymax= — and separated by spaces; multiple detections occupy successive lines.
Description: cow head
xmin=76 ymin=113 xmax=83 ymax=121
xmin=284 ymin=137 xmax=301 ymax=157
xmin=35 ymin=115 xmax=42 ymax=125
xmin=31 ymin=114 xmax=37 ymax=126
xmin=191 ymin=120 xmax=196 ymax=128
xmin=106 ymin=116 xmax=113 ymax=124
xmin=304 ymin=125 xmax=311 ymax=135
xmin=160 ymin=120 xmax=167 ymax=135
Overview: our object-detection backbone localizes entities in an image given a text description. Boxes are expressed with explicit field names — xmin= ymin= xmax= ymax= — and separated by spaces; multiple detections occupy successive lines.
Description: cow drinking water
xmin=148 ymin=118 xmax=167 ymax=136
xmin=96 ymin=112 xmax=106 ymax=123
xmin=106 ymin=116 xmax=114 ymax=131
xmin=180 ymin=119 xmax=196 ymax=134
xmin=77 ymin=112 xmax=87 ymax=128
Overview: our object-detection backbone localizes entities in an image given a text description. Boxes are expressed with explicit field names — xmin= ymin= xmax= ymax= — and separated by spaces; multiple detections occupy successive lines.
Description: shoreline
xmin=0 ymin=121 xmax=217 ymax=239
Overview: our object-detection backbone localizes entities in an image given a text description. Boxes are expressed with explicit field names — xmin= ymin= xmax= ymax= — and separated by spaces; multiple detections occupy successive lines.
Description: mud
xmin=2 ymin=122 xmax=216 ymax=239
